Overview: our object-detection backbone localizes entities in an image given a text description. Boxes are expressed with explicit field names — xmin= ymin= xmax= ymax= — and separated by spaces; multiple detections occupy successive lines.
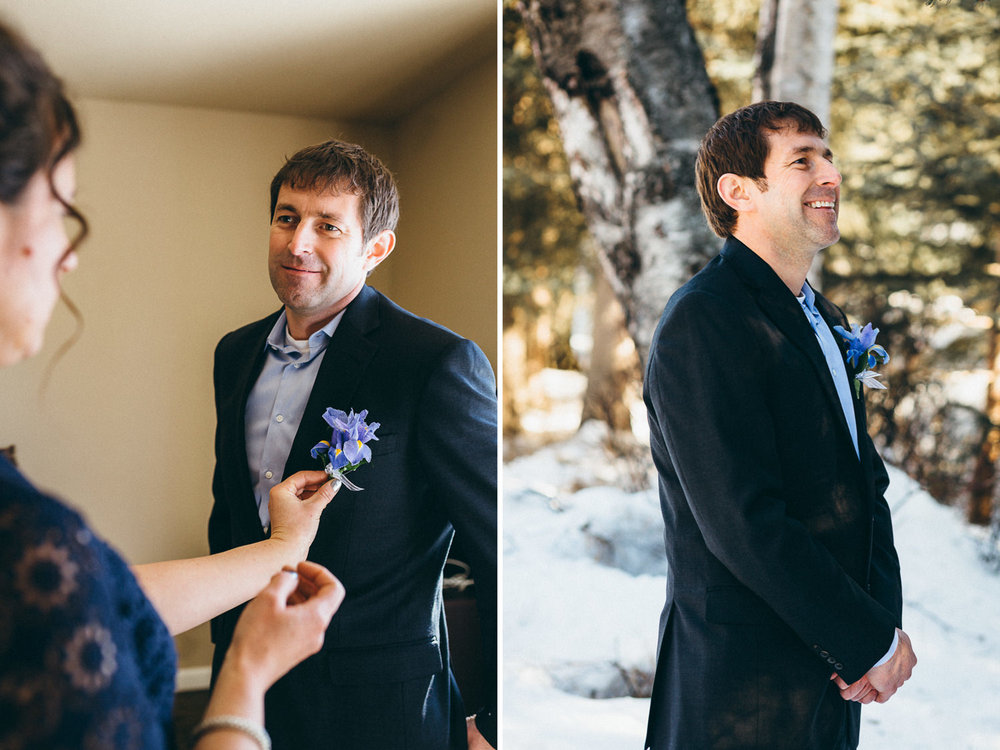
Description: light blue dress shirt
xmin=244 ymin=309 xmax=344 ymax=532
xmin=796 ymin=284 xmax=859 ymax=459
xmin=797 ymin=285 xmax=898 ymax=667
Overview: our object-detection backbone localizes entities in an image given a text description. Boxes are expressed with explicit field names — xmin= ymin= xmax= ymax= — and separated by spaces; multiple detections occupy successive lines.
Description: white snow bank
xmin=503 ymin=424 xmax=1000 ymax=749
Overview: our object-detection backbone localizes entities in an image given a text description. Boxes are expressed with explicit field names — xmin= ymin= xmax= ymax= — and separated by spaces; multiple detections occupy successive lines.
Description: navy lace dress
xmin=0 ymin=455 xmax=177 ymax=749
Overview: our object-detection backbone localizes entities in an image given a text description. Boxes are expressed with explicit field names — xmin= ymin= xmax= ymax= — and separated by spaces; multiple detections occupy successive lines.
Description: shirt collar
xmin=797 ymin=282 xmax=817 ymax=310
xmin=265 ymin=309 xmax=344 ymax=362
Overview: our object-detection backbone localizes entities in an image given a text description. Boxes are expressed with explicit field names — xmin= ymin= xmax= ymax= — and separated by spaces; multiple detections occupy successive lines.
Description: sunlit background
xmin=503 ymin=0 xmax=1000 ymax=747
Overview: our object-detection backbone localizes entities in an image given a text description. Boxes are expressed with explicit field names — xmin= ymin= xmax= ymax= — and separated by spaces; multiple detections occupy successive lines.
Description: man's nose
xmin=288 ymin=225 xmax=313 ymax=254
xmin=818 ymin=160 xmax=842 ymax=187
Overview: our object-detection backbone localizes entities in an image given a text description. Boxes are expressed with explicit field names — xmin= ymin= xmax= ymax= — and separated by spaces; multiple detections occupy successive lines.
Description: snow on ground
xmin=503 ymin=420 xmax=1000 ymax=749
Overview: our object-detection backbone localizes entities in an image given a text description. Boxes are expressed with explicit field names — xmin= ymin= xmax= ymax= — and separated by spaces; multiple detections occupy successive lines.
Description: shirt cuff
xmin=871 ymin=629 xmax=899 ymax=669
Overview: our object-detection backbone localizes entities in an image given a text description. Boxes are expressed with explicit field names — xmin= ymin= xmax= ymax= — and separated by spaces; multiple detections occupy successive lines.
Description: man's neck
xmin=285 ymin=283 xmax=365 ymax=340
xmin=731 ymin=231 xmax=815 ymax=295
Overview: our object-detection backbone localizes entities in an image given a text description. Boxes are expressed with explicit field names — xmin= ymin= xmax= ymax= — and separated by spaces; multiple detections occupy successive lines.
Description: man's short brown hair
xmin=695 ymin=101 xmax=827 ymax=238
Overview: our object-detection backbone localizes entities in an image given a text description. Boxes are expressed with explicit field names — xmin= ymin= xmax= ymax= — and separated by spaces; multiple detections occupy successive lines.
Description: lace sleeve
xmin=0 ymin=485 xmax=174 ymax=750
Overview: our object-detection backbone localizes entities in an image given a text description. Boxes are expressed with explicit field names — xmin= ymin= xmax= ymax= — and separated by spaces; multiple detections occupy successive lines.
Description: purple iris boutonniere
xmin=833 ymin=322 xmax=890 ymax=397
xmin=309 ymin=407 xmax=380 ymax=491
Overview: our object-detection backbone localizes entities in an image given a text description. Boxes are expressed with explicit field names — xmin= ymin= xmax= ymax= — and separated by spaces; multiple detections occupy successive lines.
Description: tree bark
xmin=752 ymin=0 xmax=839 ymax=129
xmin=753 ymin=0 xmax=839 ymax=290
xmin=519 ymin=0 xmax=721 ymax=366
xmin=581 ymin=265 xmax=638 ymax=431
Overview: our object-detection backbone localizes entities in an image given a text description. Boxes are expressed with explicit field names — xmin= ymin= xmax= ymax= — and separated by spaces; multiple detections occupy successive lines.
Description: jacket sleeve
xmin=208 ymin=336 xmax=232 ymax=558
xmin=864 ymin=441 xmax=903 ymax=625
xmin=415 ymin=337 xmax=498 ymax=744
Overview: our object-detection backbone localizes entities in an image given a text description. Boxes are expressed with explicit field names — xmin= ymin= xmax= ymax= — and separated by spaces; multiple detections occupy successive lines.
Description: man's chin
xmin=810 ymin=225 xmax=840 ymax=250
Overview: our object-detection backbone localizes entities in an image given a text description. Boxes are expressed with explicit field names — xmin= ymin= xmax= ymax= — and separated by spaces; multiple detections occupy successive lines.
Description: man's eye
xmin=275 ymin=215 xmax=296 ymax=224
xmin=321 ymin=223 xmax=341 ymax=233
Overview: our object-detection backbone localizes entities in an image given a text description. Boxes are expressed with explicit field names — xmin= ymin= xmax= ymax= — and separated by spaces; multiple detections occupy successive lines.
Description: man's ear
xmin=717 ymin=173 xmax=755 ymax=214
xmin=363 ymin=229 xmax=395 ymax=273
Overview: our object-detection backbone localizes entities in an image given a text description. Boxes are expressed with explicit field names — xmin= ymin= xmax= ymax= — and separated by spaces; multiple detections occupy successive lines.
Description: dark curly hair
xmin=0 ymin=20 xmax=87 ymax=250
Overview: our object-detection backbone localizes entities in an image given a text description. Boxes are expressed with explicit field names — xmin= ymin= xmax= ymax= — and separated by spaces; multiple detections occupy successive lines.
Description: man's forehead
xmin=276 ymin=183 xmax=363 ymax=217
xmin=765 ymin=126 xmax=830 ymax=157
xmin=279 ymin=179 xmax=360 ymax=200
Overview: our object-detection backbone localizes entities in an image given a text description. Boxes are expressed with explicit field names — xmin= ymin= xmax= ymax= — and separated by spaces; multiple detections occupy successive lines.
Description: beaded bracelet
xmin=191 ymin=715 xmax=271 ymax=750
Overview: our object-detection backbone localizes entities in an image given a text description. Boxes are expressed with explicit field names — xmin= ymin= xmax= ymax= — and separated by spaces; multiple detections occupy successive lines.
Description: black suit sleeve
xmin=646 ymin=289 xmax=897 ymax=683
xmin=865 ymin=444 xmax=904 ymax=626
xmin=415 ymin=337 xmax=497 ymax=744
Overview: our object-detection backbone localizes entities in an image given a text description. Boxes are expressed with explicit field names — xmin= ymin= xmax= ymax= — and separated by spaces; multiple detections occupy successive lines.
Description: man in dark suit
xmin=642 ymin=101 xmax=916 ymax=749
xmin=208 ymin=140 xmax=496 ymax=750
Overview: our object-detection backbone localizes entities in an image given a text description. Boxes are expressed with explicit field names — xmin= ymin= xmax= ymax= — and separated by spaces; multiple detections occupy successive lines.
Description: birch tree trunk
xmin=753 ymin=0 xmax=839 ymax=289
xmin=580 ymin=267 xmax=638 ymax=431
xmin=519 ymin=0 xmax=720 ymax=366
xmin=753 ymin=0 xmax=840 ymax=129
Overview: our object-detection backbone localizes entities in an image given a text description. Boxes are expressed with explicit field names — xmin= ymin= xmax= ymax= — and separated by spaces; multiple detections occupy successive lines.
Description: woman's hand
xmin=223 ymin=561 xmax=345 ymax=692
xmin=267 ymin=470 xmax=340 ymax=561
xmin=196 ymin=561 xmax=345 ymax=744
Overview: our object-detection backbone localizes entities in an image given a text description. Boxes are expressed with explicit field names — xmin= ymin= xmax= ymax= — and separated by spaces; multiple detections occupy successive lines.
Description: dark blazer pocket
xmin=368 ymin=433 xmax=397 ymax=457
xmin=325 ymin=635 xmax=443 ymax=686
xmin=705 ymin=586 xmax=775 ymax=625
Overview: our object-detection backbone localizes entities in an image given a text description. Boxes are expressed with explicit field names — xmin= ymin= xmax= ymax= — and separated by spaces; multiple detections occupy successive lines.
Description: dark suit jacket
xmin=642 ymin=238 xmax=902 ymax=750
xmin=209 ymin=284 xmax=497 ymax=750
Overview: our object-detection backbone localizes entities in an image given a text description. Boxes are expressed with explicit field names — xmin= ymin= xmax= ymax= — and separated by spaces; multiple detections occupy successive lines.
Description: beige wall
xmin=0 ymin=62 xmax=496 ymax=672
xmin=391 ymin=58 xmax=498 ymax=368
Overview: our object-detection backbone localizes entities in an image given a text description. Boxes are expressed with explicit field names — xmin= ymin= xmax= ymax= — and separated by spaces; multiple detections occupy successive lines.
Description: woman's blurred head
xmin=0 ymin=21 xmax=86 ymax=366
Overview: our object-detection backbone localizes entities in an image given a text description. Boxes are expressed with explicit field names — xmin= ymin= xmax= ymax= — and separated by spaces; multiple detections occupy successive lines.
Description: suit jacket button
xmin=835 ymin=663 xmax=844 ymax=670
xmin=827 ymin=657 xmax=837 ymax=665
xmin=820 ymin=651 xmax=830 ymax=658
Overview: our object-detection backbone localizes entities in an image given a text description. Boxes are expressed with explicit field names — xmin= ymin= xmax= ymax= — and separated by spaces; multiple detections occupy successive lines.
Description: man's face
xmin=268 ymin=183 xmax=384 ymax=336
xmin=753 ymin=125 xmax=842 ymax=254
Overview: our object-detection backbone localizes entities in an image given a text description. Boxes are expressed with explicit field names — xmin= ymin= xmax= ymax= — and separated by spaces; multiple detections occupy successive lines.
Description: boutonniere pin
xmin=309 ymin=407 xmax=380 ymax=491
xmin=833 ymin=322 xmax=890 ymax=397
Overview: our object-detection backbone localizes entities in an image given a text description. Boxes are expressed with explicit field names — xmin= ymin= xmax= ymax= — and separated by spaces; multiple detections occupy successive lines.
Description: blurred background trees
xmin=503 ymin=0 xmax=1000 ymax=547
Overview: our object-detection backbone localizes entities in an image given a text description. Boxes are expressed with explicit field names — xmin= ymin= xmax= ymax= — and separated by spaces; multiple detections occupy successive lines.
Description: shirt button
xmin=276 ymin=414 xmax=284 ymax=423
xmin=265 ymin=470 xmax=273 ymax=479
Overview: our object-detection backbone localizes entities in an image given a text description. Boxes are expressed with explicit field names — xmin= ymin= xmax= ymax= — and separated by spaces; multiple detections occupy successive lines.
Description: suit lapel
xmin=814 ymin=293 xmax=881 ymax=490
xmin=722 ymin=239 xmax=857 ymax=456
xmin=283 ymin=286 xmax=380 ymax=476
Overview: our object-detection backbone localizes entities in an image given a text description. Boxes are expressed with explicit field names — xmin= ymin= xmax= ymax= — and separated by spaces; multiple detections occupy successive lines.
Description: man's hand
xmin=833 ymin=628 xmax=916 ymax=704
xmin=831 ymin=672 xmax=879 ymax=704
xmin=467 ymin=716 xmax=495 ymax=749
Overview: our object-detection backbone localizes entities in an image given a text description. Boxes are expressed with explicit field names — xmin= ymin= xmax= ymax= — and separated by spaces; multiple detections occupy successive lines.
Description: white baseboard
xmin=176 ymin=665 xmax=212 ymax=692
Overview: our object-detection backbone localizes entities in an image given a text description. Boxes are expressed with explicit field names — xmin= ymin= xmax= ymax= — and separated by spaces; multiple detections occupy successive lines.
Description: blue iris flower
xmin=833 ymin=322 xmax=889 ymax=368
xmin=833 ymin=321 xmax=891 ymax=396
xmin=310 ymin=407 xmax=380 ymax=486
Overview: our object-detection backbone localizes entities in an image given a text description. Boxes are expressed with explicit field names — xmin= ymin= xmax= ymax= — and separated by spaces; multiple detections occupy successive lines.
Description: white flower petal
xmin=856 ymin=370 xmax=887 ymax=390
